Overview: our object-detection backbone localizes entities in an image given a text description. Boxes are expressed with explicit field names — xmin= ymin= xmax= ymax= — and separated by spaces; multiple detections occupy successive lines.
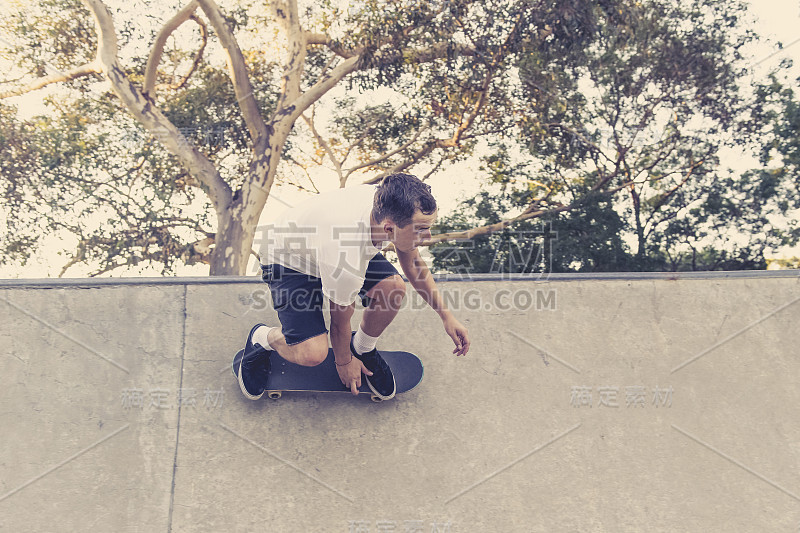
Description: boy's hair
xmin=373 ymin=173 xmax=437 ymax=228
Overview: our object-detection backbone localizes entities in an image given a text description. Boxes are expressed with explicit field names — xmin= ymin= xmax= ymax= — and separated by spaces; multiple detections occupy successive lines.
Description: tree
xmin=1 ymin=0 xmax=547 ymax=275
xmin=429 ymin=187 xmax=635 ymax=274
xmin=0 ymin=0 xmax=769 ymax=276
xmin=429 ymin=0 xmax=781 ymax=272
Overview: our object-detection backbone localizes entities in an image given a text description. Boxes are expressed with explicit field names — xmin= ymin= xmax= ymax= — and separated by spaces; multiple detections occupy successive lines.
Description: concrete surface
xmin=1 ymin=272 xmax=799 ymax=532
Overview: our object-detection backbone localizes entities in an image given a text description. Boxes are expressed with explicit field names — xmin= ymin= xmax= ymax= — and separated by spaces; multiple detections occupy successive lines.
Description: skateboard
xmin=233 ymin=348 xmax=423 ymax=402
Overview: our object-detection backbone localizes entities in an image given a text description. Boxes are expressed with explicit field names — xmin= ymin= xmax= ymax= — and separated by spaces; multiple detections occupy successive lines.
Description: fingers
xmin=452 ymin=332 xmax=463 ymax=354
xmin=351 ymin=368 xmax=362 ymax=395
xmin=460 ymin=330 xmax=470 ymax=355
xmin=451 ymin=333 xmax=462 ymax=355
xmin=452 ymin=330 xmax=470 ymax=356
xmin=351 ymin=363 xmax=370 ymax=394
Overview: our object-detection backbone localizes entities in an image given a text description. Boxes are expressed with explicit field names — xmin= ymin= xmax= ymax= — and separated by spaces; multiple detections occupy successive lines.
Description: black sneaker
xmin=350 ymin=333 xmax=396 ymax=400
xmin=232 ymin=324 xmax=272 ymax=400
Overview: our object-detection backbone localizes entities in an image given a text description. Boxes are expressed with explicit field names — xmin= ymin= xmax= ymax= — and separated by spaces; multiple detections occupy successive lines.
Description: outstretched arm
xmin=397 ymin=248 xmax=470 ymax=356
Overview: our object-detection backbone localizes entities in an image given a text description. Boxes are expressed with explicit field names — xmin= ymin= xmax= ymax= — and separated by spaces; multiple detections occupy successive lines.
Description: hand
xmin=336 ymin=356 xmax=373 ymax=395
xmin=443 ymin=315 xmax=470 ymax=356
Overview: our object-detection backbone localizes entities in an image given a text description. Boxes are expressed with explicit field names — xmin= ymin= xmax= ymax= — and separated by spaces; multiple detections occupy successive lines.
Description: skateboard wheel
xmin=267 ymin=391 xmax=282 ymax=400
xmin=370 ymin=395 xmax=383 ymax=403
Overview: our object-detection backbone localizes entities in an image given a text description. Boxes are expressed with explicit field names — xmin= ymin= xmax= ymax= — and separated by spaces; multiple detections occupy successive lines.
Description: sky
xmin=1 ymin=0 xmax=799 ymax=278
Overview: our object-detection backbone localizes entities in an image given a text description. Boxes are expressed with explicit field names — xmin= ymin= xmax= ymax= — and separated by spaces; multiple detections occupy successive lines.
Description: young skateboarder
xmin=233 ymin=173 xmax=470 ymax=400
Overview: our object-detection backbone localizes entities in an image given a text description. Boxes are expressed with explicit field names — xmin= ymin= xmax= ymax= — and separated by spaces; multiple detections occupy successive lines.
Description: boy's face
xmin=387 ymin=209 xmax=437 ymax=253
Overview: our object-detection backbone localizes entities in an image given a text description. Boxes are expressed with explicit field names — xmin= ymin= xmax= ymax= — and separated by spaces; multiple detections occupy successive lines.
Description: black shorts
xmin=260 ymin=253 xmax=399 ymax=346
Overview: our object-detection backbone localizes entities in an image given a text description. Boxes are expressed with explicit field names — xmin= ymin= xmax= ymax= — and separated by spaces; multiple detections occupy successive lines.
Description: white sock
xmin=252 ymin=325 xmax=277 ymax=350
xmin=352 ymin=326 xmax=379 ymax=355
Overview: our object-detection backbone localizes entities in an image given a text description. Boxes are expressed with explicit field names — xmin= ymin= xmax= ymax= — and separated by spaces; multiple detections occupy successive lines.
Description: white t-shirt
xmin=259 ymin=185 xmax=387 ymax=306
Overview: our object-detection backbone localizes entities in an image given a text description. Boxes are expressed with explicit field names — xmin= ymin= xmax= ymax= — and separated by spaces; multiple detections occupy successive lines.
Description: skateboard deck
xmin=234 ymin=348 xmax=423 ymax=402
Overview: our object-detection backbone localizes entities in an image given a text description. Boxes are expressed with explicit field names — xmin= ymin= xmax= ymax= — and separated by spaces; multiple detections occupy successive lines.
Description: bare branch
xmin=167 ymin=14 xmax=208 ymax=92
xmin=59 ymin=241 xmax=87 ymax=278
xmin=82 ymin=0 xmax=232 ymax=212
xmin=271 ymin=0 xmax=306 ymax=109
xmin=421 ymin=155 xmax=447 ymax=181
xmin=451 ymin=66 xmax=494 ymax=143
xmin=304 ymin=31 xmax=356 ymax=58
xmin=423 ymin=169 xmax=659 ymax=247
xmin=0 ymin=62 xmax=100 ymax=99
xmin=305 ymin=32 xmax=328 ymax=45
xmin=642 ymin=157 xmax=707 ymax=238
xmin=286 ymin=54 xmax=360 ymax=123
xmin=344 ymin=129 xmax=423 ymax=177
xmin=362 ymin=138 xmax=440 ymax=184
xmin=150 ymin=14 xmax=208 ymax=93
xmin=196 ymin=0 xmax=267 ymax=145
xmin=296 ymin=163 xmax=321 ymax=193
xmin=143 ymin=0 xmax=198 ymax=97
xmin=0 ymin=73 xmax=28 ymax=86
xmin=423 ymin=203 xmax=574 ymax=246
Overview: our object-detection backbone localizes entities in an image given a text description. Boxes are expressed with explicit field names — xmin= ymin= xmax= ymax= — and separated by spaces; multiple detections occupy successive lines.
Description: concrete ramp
xmin=1 ymin=272 xmax=799 ymax=532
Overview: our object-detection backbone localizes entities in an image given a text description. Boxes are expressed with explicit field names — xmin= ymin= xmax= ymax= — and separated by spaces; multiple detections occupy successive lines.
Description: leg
xmin=351 ymin=273 xmax=404 ymax=400
xmin=360 ymin=274 xmax=407 ymax=337
xmin=260 ymin=263 xmax=329 ymax=367
xmin=267 ymin=329 xmax=328 ymax=367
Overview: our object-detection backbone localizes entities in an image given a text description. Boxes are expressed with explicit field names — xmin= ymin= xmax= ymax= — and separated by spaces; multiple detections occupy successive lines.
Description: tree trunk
xmin=208 ymin=132 xmax=283 ymax=275
xmin=210 ymin=204 xmax=265 ymax=275
xmin=630 ymin=186 xmax=646 ymax=269
xmin=210 ymin=210 xmax=243 ymax=275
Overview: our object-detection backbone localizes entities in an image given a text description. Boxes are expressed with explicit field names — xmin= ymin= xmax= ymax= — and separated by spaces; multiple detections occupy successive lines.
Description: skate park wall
xmin=1 ymin=271 xmax=799 ymax=532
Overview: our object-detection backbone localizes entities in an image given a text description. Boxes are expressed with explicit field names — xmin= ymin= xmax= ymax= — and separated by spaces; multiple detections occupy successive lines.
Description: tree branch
xmin=360 ymin=66 xmax=495 ymax=185
xmin=304 ymin=31 xmax=357 ymax=59
xmin=451 ymin=65 xmax=495 ymax=144
xmin=344 ymin=129 xmax=423 ymax=177
xmin=421 ymin=155 xmax=447 ymax=181
xmin=59 ymin=241 xmax=88 ymax=278
xmin=361 ymin=139 xmax=437 ymax=184
xmin=286 ymin=54 xmax=360 ymax=123
xmin=166 ymin=14 xmax=208 ymax=92
xmin=0 ymin=62 xmax=100 ymax=99
xmin=196 ymin=0 xmax=267 ymax=145
xmin=543 ymin=121 xmax=616 ymax=165
xmin=82 ymin=0 xmax=232 ymax=212
xmin=143 ymin=0 xmax=198 ymax=97
xmin=271 ymin=0 xmax=306 ymax=110
xmin=423 ymin=170 xmax=657 ymax=247
xmin=341 ymin=115 xmax=382 ymax=162
xmin=301 ymin=110 xmax=345 ymax=185
xmin=305 ymin=32 xmax=328 ymax=46
xmin=642 ymin=158 xmax=707 ymax=239
xmin=423 ymin=203 xmax=574 ymax=246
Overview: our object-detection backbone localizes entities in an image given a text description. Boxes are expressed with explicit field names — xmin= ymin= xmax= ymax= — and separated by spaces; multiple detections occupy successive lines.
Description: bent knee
xmin=389 ymin=275 xmax=407 ymax=296
xmin=293 ymin=335 xmax=329 ymax=366
xmin=377 ymin=275 xmax=407 ymax=300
